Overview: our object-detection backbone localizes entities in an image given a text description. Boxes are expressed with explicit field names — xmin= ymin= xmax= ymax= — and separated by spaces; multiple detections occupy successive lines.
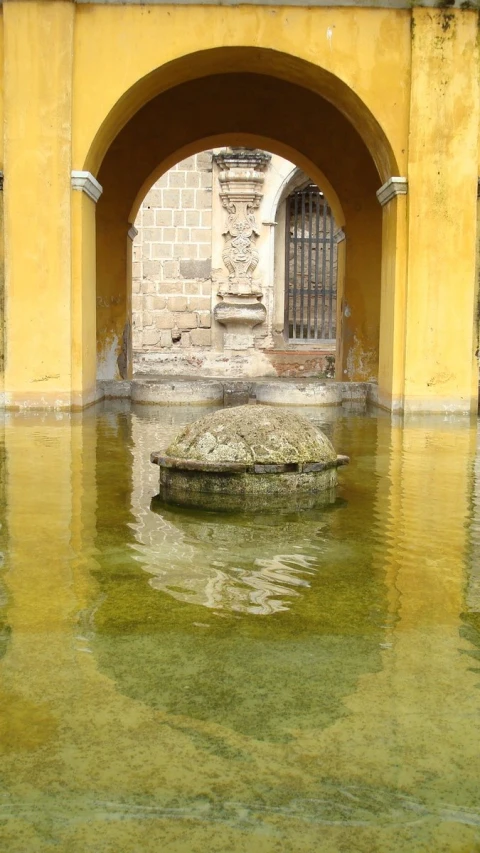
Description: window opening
xmin=285 ymin=184 xmax=337 ymax=342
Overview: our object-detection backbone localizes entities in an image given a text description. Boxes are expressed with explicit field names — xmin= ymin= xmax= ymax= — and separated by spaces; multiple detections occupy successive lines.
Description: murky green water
xmin=0 ymin=402 xmax=479 ymax=852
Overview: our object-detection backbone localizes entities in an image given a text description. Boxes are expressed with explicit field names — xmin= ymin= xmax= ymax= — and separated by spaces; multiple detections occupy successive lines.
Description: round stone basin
xmin=151 ymin=405 xmax=349 ymax=512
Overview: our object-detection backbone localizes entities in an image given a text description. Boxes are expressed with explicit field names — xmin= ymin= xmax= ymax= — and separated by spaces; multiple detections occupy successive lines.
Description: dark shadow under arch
xmin=95 ymin=71 xmax=383 ymax=384
xmin=85 ymin=47 xmax=399 ymax=184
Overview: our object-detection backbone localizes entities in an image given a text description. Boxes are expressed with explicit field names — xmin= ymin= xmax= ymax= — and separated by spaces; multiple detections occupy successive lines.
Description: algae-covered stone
xmin=165 ymin=404 xmax=337 ymax=466
xmin=151 ymin=404 xmax=349 ymax=512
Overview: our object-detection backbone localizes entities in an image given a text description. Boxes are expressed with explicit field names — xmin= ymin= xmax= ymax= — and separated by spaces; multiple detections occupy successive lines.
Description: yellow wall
xmin=3 ymin=0 xmax=75 ymax=408
xmin=0 ymin=9 xmax=4 ymax=399
xmin=1 ymin=1 xmax=479 ymax=412
xmin=404 ymin=9 xmax=479 ymax=414
xmin=377 ymin=195 xmax=408 ymax=410
xmin=71 ymin=191 xmax=98 ymax=408
xmin=73 ymin=8 xmax=410 ymax=179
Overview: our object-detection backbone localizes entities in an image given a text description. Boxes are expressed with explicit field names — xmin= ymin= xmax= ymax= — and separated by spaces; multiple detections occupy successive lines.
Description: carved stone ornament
xmin=214 ymin=148 xmax=271 ymax=297
xmin=213 ymin=148 xmax=271 ymax=349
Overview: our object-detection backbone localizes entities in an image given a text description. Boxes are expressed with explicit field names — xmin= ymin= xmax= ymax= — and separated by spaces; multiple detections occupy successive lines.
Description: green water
xmin=0 ymin=402 xmax=479 ymax=852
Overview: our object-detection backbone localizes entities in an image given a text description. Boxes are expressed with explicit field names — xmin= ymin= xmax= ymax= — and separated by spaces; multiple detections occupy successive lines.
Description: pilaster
xmin=213 ymin=148 xmax=271 ymax=350
xmin=404 ymin=9 xmax=479 ymax=413
xmin=377 ymin=191 xmax=408 ymax=411
xmin=3 ymin=0 xmax=76 ymax=408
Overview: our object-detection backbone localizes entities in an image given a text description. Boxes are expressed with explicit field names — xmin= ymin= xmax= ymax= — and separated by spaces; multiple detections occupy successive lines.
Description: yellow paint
xmin=73 ymin=8 xmax=409 ymax=179
xmin=377 ymin=194 xmax=408 ymax=409
xmin=71 ymin=191 xmax=98 ymax=408
xmin=1 ymin=2 xmax=479 ymax=411
xmin=0 ymin=10 xmax=4 ymax=399
xmin=335 ymin=238 xmax=346 ymax=381
xmin=3 ymin=0 xmax=74 ymax=409
xmin=404 ymin=9 xmax=479 ymax=414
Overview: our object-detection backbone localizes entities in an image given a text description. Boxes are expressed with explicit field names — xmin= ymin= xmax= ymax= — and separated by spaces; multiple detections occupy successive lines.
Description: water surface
xmin=0 ymin=402 xmax=479 ymax=852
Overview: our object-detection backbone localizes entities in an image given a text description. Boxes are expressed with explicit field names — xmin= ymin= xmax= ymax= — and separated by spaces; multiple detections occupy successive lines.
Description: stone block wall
xmin=132 ymin=152 xmax=213 ymax=353
xmin=132 ymin=148 xmax=338 ymax=378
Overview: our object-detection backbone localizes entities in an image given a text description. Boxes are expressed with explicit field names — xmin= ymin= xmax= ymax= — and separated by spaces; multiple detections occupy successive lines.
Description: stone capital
xmin=127 ymin=225 xmax=138 ymax=241
xmin=376 ymin=177 xmax=408 ymax=207
xmin=214 ymin=148 xmax=272 ymax=174
xmin=71 ymin=170 xmax=103 ymax=203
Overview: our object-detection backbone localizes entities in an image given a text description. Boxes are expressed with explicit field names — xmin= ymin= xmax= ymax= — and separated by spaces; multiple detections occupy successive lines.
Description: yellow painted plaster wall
xmin=3 ymin=0 xmax=74 ymax=408
xmin=0 ymin=10 xmax=4 ymax=398
xmin=71 ymin=191 xmax=98 ymax=407
xmin=1 ymin=1 xmax=479 ymax=411
xmin=377 ymin=195 xmax=408 ymax=409
xmin=72 ymin=7 xmax=411 ymax=180
xmin=404 ymin=9 xmax=479 ymax=413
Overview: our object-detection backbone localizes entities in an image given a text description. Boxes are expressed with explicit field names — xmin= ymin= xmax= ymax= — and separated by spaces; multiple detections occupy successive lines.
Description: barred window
xmin=285 ymin=184 xmax=338 ymax=342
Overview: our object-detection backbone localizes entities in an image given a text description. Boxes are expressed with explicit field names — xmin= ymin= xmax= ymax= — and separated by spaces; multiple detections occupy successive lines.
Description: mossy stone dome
xmin=165 ymin=404 xmax=337 ymax=466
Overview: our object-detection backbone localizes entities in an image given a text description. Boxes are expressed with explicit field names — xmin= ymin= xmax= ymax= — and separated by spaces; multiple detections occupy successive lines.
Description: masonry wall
xmin=132 ymin=149 xmax=339 ymax=378
xmin=132 ymin=152 xmax=213 ymax=355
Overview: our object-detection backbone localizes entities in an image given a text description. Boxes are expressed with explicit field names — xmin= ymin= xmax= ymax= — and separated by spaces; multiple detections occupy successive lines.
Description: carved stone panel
xmin=213 ymin=148 xmax=271 ymax=348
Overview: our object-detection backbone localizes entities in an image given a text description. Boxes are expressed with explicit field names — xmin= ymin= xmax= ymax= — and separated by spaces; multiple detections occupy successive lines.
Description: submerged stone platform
xmin=151 ymin=405 xmax=349 ymax=512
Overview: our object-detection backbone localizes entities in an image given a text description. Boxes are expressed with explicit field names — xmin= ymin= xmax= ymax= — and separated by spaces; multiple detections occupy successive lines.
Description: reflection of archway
xmin=86 ymin=59 xmax=394 ymax=385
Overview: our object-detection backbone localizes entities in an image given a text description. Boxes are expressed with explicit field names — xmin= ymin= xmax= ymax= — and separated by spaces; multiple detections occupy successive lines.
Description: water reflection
xmin=0 ymin=405 xmax=479 ymax=851
xmin=89 ymin=419 xmax=387 ymax=739
xmin=146 ymin=503 xmax=339 ymax=615
xmin=461 ymin=424 xmax=480 ymax=684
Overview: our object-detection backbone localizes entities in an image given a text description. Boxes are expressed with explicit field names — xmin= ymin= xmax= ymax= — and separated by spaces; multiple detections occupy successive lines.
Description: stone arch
xmin=82 ymin=47 xmax=400 ymax=184
xmin=269 ymin=165 xmax=344 ymax=229
xmin=129 ymin=136 xmax=344 ymax=230
xmin=86 ymin=56 xmax=397 ymax=383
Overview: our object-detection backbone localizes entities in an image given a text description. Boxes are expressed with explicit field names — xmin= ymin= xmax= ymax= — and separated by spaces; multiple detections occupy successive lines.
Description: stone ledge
xmin=132 ymin=378 xmax=224 ymax=405
xmin=71 ymin=170 xmax=103 ymax=203
xmin=99 ymin=376 xmax=376 ymax=406
xmin=98 ymin=380 xmax=132 ymax=399
xmin=75 ymin=0 xmax=468 ymax=7
xmin=151 ymin=452 xmax=348 ymax=474
xmin=376 ymin=177 xmax=408 ymax=207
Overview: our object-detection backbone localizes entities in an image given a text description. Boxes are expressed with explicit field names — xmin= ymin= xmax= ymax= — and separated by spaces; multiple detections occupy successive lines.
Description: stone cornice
xmin=214 ymin=148 xmax=271 ymax=173
xmin=71 ymin=170 xmax=103 ymax=203
xmin=71 ymin=0 xmax=470 ymax=7
xmin=376 ymin=177 xmax=408 ymax=207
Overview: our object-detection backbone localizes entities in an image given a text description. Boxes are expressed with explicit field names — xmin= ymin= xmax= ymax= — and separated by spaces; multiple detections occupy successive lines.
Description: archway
xmin=85 ymin=58 xmax=395 ymax=388
xmin=6 ymin=10 xmax=477 ymax=414
xmin=129 ymin=150 xmax=346 ymax=380
xmin=268 ymin=166 xmax=344 ymax=376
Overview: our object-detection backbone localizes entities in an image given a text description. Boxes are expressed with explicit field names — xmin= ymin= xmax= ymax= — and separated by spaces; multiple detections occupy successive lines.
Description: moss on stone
xmin=166 ymin=404 xmax=337 ymax=466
